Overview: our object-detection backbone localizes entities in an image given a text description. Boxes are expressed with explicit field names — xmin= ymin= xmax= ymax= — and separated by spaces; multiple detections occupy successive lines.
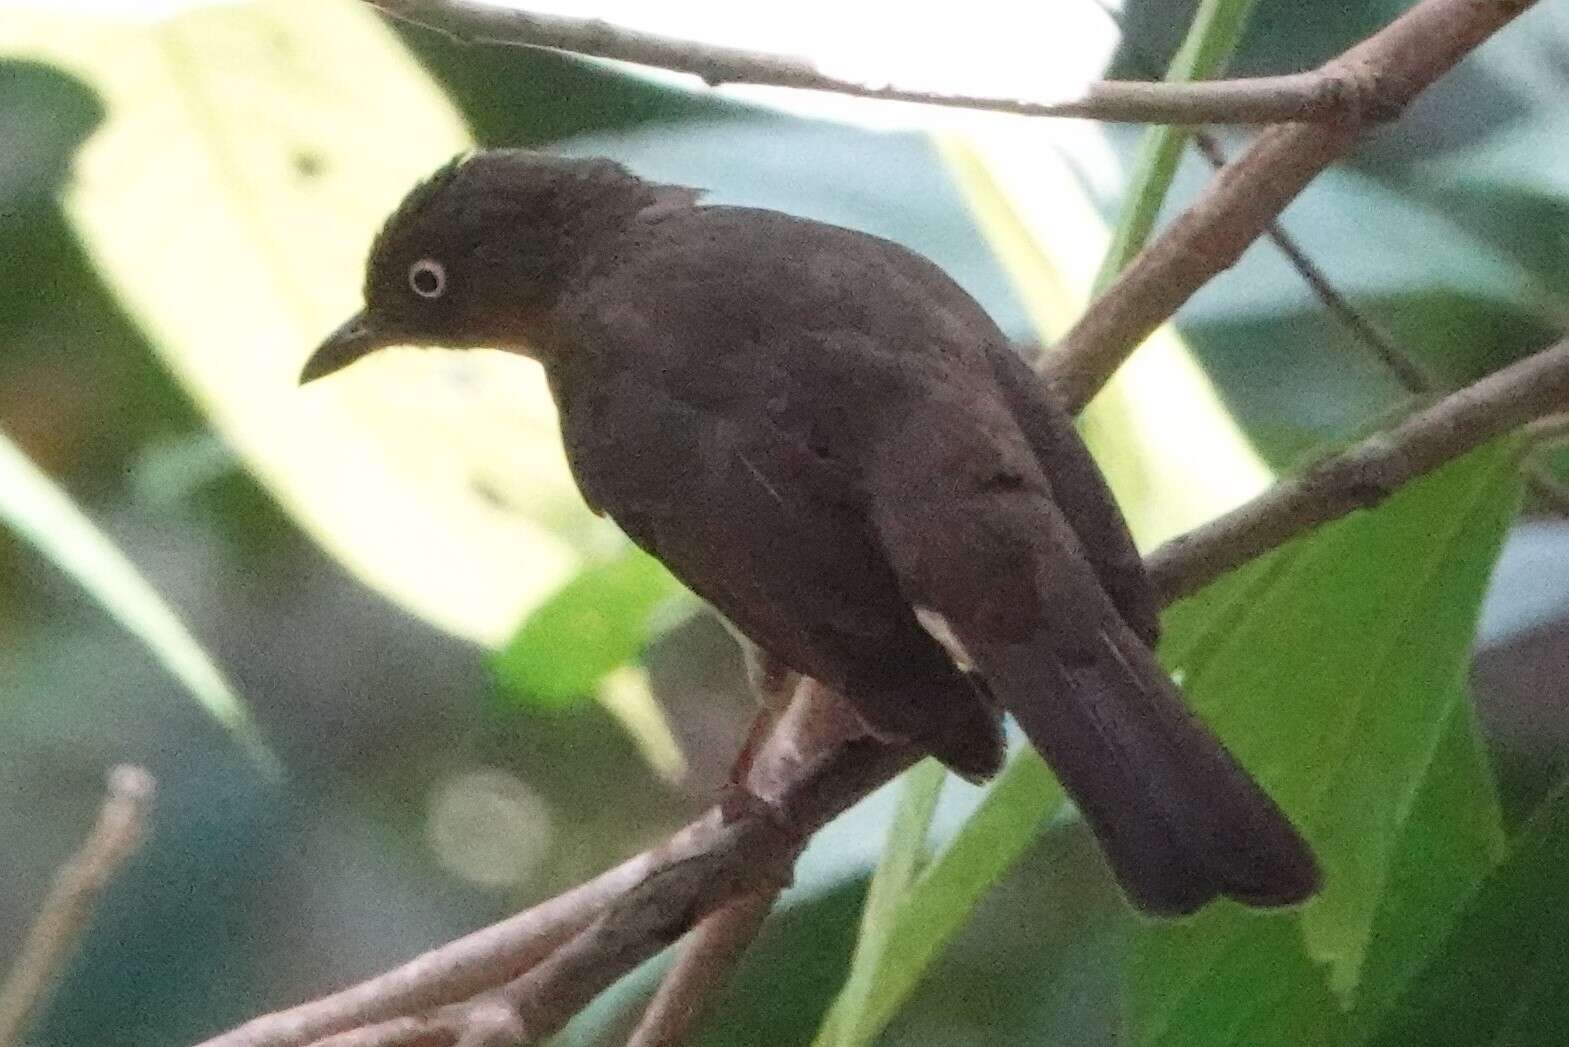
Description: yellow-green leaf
xmin=3 ymin=1 xmax=598 ymax=649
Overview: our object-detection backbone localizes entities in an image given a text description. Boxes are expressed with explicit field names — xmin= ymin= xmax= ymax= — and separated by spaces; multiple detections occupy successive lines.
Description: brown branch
xmin=1147 ymin=336 xmax=1569 ymax=603
xmin=0 ymin=766 xmax=155 ymax=1047
xmin=625 ymin=892 xmax=777 ymax=1047
xmin=197 ymin=820 xmax=716 ymax=1047
xmin=621 ymin=676 xmax=861 ymax=1047
xmin=1045 ymin=0 xmax=1538 ymax=413
xmin=288 ymin=725 xmax=916 ymax=1047
xmin=365 ymin=0 xmax=1398 ymax=126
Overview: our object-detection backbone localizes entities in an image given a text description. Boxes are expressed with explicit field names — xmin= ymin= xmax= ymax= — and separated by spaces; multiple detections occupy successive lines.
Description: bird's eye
xmin=408 ymin=258 xmax=446 ymax=299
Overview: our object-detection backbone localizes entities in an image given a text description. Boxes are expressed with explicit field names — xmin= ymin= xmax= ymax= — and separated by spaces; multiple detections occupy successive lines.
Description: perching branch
xmin=197 ymin=818 xmax=726 ymax=1047
xmin=1147 ymin=336 xmax=1569 ymax=602
xmin=625 ymin=893 xmax=777 ymax=1047
xmin=294 ymin=732 xmax=916 ymax=1047
xmin=1044 ymin=0 xmax=1538 ymax=412
xmin=0 ymin=766 xmax=155 ymax=1047
xmin=369 ymin=0 xmax=1428 ymax=126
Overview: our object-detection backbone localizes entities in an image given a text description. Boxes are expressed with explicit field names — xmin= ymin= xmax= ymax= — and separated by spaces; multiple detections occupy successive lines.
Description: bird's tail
xmin=975 ymin=620 xmax=1320 ymax=915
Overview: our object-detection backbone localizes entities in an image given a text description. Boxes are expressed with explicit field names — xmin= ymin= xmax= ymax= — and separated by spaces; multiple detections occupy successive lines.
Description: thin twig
xmin=1044 ymin=0 xmax=1538 ymax=412
xmin=1147 ymin=336 xmax=1569 ymax=602
xmin=366 ymin=0 xmax=1386 ymax=126
xmin=1189 ymin=132 xmax=1440 ymax=392
xmin=198 ymin=822 xmax=714 ymax=1047
xmin=0 ymin=766 xmax=156 ymax=1047
xmin=626 ymin=892 xmax=777 ymax=1047
xmin=1190 ymin=132 xmax=1569 ymax=517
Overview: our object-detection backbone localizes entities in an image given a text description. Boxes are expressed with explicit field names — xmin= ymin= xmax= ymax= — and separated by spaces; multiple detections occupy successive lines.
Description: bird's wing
xmin=862 ymin=407 xmax=1319 ymax=914
xmin=986 ymin=345 xmax=1162 ymax=646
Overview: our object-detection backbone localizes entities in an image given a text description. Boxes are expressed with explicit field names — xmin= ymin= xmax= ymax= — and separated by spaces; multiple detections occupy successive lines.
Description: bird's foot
xmin=715 ymin=781 xmax=794 ymax=832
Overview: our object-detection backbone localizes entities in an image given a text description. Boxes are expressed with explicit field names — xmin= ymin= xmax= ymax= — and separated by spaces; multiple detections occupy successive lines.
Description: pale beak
xmin=300 ymin=312 xmax=394 ymax=383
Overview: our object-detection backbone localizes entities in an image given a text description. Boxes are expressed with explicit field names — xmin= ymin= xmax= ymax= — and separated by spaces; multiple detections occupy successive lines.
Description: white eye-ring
xmin=408 ymin=257 xmax=446 ymax=299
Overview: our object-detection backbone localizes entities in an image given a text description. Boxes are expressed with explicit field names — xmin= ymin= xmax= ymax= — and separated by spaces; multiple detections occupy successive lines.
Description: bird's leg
xmin=718 ymin=639 xmax=801 ymax=823
xmin=742 ymin=677 xmax=875 ymax=813
xmin=719 ymin=632 xmax=879 ymax=825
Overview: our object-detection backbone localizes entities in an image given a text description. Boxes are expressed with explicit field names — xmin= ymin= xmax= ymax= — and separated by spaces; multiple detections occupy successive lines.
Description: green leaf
xmin=1095 ymin=0 xmax=1261 ymax=288
xmin=1362 ymin=780 xmax=1569 ymax=1047
xmin=814 ymin=750 xmax=1066 ymax=1046
xmin=1129 ymin=441 xmax=1519 ymax=1045
xmin=0 ymin=428 xmax=276 ymax=772
xmin=2 ymin=2 xmax=589 ymax=650
xmin=493 ymin=548 xmax=686 ymax=708
xmin=815 ymin=758 xmax=948 ymax=1047
xmin=1350 ymin=698 xmax=1506 ymax=1031
xmin=1129 ymin=907 xmax=1350 ymax=1047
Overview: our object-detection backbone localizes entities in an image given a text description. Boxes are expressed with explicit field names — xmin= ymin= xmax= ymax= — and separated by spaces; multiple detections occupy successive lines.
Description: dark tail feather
xmin=976 ymin=623 xmax=1320 ymax=915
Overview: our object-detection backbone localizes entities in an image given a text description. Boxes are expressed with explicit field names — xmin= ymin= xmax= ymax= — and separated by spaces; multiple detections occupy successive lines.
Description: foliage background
xmin=2 ymin=1 xmax=1569 ymax=1044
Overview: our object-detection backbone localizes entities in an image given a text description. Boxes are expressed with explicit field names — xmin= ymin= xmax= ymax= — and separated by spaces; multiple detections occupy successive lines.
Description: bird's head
xmin=301 ymin=150 xmax=689 ymax=382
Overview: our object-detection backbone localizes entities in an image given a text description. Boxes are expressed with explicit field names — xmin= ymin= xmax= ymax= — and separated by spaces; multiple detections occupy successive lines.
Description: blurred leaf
xmin=494 ymin=548 xmax=685 ymax=708
xmin=1 ymin=1 xmax=592 ymax=649
xmin=594 ymin=665 xmax=688 ymax=782
xmin=815 ymin=758 xmax=947 ymax=1047
xmin=1096 ymin=0 xmax=1259 ymax=287
xmin=0 ymin=60 xmax=204 ymax=495
xmin=0 ymin=59 xmax=102 ymax=203
xmin=390 ymin=28 xmax=743 ymax=149
xmin=0 ymin=428 xmax=275 ymax=770
xmin=1362 ymin=779 xmax=1569 ymax=1047
xmin=814 ymin=751 xmax=1065 ymax=1046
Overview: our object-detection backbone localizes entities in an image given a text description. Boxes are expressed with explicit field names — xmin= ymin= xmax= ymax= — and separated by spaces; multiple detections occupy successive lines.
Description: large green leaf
xmin=1362 ymin=780 xmax=1569 ymax=1047
xmin=0 ymin=429 xmax=274 ymax=770
xmin=1129 ymin=907 xmax=1349 ymax=1047
xmin=1349 ymin=698 xmax=1506 ymax=1031
xmin=1130 ymin=441 xmax=1519 ymax=1044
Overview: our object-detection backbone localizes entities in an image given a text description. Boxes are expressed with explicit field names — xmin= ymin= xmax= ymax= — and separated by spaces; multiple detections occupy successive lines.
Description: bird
xmin=302 ymin=149 xmax=1319 ymax=916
